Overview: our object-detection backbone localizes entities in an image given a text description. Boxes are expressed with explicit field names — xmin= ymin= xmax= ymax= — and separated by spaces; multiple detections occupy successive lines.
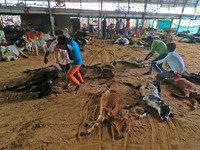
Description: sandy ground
xmin=0 ymin=38 xmax=200 ymax=150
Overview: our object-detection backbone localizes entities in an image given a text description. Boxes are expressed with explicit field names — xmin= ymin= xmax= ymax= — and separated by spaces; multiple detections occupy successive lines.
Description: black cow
xmin=1 ymin=65 xmax=59 ymax=97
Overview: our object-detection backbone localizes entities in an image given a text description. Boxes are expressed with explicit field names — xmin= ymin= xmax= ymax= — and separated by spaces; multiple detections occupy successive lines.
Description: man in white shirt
xmin=44 ymin=30 xmax=70 ymax=73
xmin=152 ymin=43 xmax=185 ymax=92
xmin=119 ymin=19 xmax=124 ymax=35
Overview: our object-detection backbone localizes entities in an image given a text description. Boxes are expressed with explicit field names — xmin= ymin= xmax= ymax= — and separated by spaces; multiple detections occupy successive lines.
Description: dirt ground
xmin=0 ymin=38 xmax=200 ymax=150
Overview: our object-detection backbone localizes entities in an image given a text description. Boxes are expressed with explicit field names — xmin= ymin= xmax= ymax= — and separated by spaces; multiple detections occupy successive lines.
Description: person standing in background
xmin=119 ymin=19 xmax=124 ymax=35
xmin=124 ymin=19 xmax=130 ymax=37
xmin=102 ymin=18 xmax=107 ymax=39
xmin=115 ymin=18 xmax=120 ymax=35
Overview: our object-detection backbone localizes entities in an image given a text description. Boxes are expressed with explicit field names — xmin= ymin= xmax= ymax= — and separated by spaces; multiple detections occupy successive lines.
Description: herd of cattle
xmin=0 ymin=28 xmax=88 ymax=61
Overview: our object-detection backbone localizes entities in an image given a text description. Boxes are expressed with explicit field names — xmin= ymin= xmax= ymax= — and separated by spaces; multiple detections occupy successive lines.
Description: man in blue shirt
xmin=152 ymin=43 xmax=185 ymax=92
xmin=56 ymin=36 xmax=84 ymax=91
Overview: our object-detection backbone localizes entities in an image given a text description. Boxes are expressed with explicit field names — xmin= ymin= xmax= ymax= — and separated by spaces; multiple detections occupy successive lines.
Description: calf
xmin=1 ymin=65 xmax=59 ymax=97
xmin=80 ymin=88 xmax=130 ymax=138
xmin=26 ymin=40 xmax=48 ymax=56
xmin=0 ymin=30 xmax=7 ymax=44
xmin=165 ymin=77 xmax=200 ymax=109
xmin=123 ymin=82 xmax=173 ymax=121
xmin=25 ymin=30 xmax=43 ymax=42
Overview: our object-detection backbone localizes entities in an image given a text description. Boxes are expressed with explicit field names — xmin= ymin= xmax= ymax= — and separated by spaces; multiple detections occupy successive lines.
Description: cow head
xmin=25 ymin=42 xmax=33 ymax=51
xmin=159 ymin=104 xmax=173 ymax=121
xmin=112 ymin=117 xmax=130 ymax=138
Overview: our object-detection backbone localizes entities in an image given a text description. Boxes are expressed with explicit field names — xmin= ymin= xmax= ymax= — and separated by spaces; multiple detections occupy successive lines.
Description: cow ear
xmin=169 ymin=113 xmax=174 ymax=118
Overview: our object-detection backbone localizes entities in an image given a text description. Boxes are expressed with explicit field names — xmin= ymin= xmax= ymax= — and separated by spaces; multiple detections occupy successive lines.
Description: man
xmin=119 ymin=19 xmax=124 ymax=35
xmin=56 ymin=36 xmax=84 ymax=91
xmin=44 ymin=30 xmax=70 ymax=74
xmin=102 ymin=18 xmax=107 ymax=39
xmin=124 ymin=19 xmax=130 ymax=37
xmin=153 ymin=43 xmax=185 ymax=92
xmin=144 ymin=36 xmax=168 ymax=75
xmin=115 ymin=18 xmax=120 ymax=35
xmin=106 ymin=23 xmax=114 ymax=39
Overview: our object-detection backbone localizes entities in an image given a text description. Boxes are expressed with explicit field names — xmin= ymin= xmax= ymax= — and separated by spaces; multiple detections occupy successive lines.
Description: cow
xmin=80 ymin=88 xmax=130 ymax=138
xmin=1 ymin=65 xmax=59 ymax=97
xmin=0 ymin=30 xmax=7 ymax=44
xmin=26 ymin=40 xmax=48 ymax=56
xmin=25 ymin=30 xmax=43 ymax=42
xmin=123 ymin=82 xmax=173 ymax=121
xmin=165 ymin=77 xmax=200 ymax=109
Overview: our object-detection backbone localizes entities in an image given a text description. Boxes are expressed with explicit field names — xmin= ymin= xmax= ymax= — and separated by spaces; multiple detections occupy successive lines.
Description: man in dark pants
xmin=152 ymin=43 xmax=185 ymax=92
xmin=102 ymin=18 xmax=107 ymax=39
xmin=144 ymin=36 xmax=168 ymax=75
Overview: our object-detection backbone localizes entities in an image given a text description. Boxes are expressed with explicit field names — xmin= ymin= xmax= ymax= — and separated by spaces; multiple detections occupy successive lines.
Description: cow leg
xmin=33 ymin=43 xmax=38 ymax=56
xmin=3 ymin=37 xmax=7 ymax=43
xmin=86 ymin=108 xmax=106 ymax=126
xmin=139 ymin=106 xmax=152 ymax=119
xmin=80 ymin=122 xmax=101 ymax=136
xmin=189 ymin=98 xmax=198 ymax=109
xmin=123 ymin=98 xmax=144 ymax=109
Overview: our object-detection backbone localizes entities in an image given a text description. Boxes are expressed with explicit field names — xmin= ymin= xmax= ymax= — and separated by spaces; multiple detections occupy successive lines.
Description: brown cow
xmin=165 ymin=77 xmax=200 ymax=109
xmin=80 ymin=88 xmax=130 ymax=138
xmin=25 ymin=31 xmax=43 ymax=42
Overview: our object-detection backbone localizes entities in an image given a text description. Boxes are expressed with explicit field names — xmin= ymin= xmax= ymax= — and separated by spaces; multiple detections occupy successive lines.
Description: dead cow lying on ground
xmin=80 ymin=88 xmax=130 ymax=138
xmin=123 ymin=82 xmax=173 ymax=121
xmin=1 ymin=65 xmax=59 ymax=97
xmin=165 ymin=77 xmax=200 ymax=109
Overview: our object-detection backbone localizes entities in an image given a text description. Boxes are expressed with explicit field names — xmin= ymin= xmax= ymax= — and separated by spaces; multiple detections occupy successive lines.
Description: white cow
xmin=0 ymin=30 xmax=7 ymax=44
xmin=0 ymin=45 xmax=19 ymax=61
xmin=26 ymin=40 xmax=48 ymax=56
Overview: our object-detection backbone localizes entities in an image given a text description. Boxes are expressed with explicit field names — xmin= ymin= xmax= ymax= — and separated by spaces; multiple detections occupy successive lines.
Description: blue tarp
xmin=173 ymin=23 xmax=200 ymax=34
xmin=158 ymin=20 xmax=171 ymax=30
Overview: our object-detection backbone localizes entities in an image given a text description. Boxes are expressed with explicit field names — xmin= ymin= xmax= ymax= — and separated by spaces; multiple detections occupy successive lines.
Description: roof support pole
xmin=169 ymin=19 xmax=173 ymax=29
xmin=47 ymin=0 xmax=55 ymax=36
xmin=128 ymin=0 xmax=130 ymax=14
xmin=98 ymin=17 xmax=100 ymax=37
xmin=100 ymin=0 xmax=103 ymax=38
xmin=177 ymin=0 xmax=188 ymax=33
xmin=136 ymin=19 xmax=138 ymax=31
xmin=156 ymin=18 xmax=159 ymax=29
xmin=141 ymin=0 xmax=147 ymax=32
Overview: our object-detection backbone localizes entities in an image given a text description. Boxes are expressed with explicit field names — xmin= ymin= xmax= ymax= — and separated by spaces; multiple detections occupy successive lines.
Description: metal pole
xmin=177 ymin=0 xmax=188 ymax=33
xmin=141 ymin=0 xmax=147 ymax=32
xmin=169 ymin=19 xmax=173 ymax=29
xmin=47 ymin=0 xmax=55 ymax=36
xmin=98 ymin=17 xmax=100 ymax=37
xmin=100 ymin=0 xmax=103 ymax=38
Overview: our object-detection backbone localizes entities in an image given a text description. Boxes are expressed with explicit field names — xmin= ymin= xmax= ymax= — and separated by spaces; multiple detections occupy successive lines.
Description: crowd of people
xmin=102 ymin=18 xmax=131 ymax=39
